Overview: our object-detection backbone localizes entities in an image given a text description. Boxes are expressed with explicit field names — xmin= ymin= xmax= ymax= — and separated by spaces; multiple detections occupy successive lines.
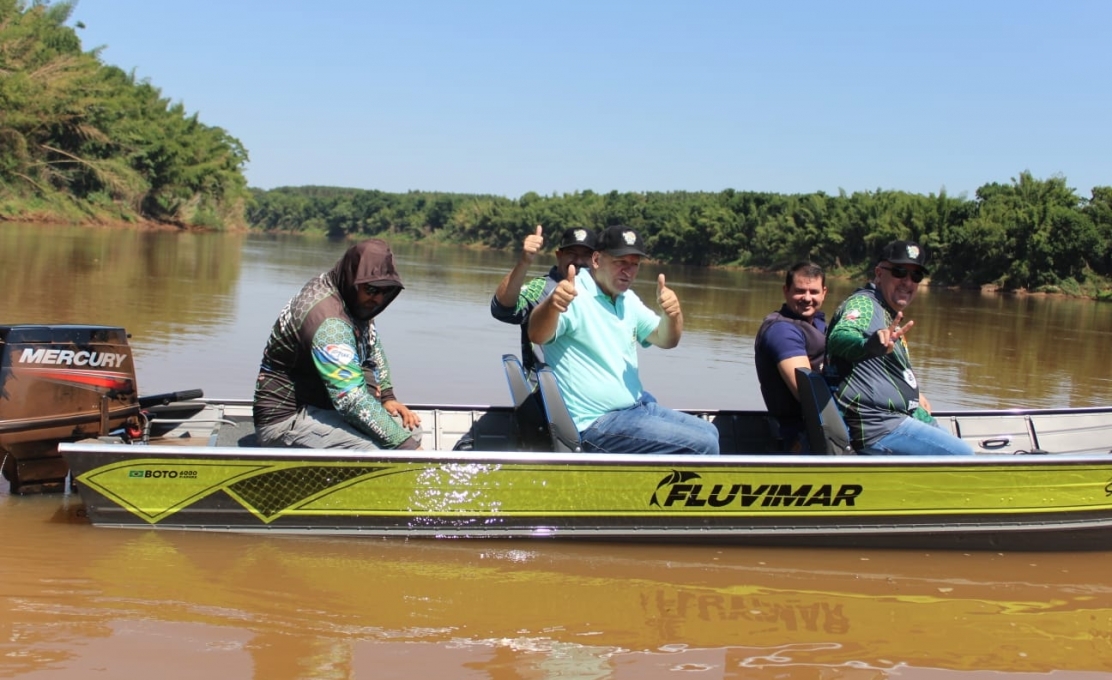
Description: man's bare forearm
xmin=527 ymin=295 xmax=560 ymax=344
xmin=494 ymin=255 xmax=533 ymax=308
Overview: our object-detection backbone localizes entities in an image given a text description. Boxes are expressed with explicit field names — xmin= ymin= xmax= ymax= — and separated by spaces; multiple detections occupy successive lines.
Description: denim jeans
xmin=579 ymin=397 xmax=720 ymax=455
xmin=860 ymin=416 xmax=973 ymax=456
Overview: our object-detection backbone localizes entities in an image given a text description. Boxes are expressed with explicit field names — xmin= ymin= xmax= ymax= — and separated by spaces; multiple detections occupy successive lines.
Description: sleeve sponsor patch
xmin=321 ymin=343 xmax=356 ymax=366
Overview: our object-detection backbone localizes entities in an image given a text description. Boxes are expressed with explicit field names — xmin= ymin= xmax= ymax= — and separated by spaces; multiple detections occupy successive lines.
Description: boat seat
xmin=795 ymin=368 xmax=854 ymax=455
xmin=501 ymin=353 xmax=550 ymax=450
xmin=535 ymin=365 xmax=582 ymax=453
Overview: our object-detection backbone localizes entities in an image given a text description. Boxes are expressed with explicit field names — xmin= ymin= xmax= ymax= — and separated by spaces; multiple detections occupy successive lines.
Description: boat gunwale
xmin=202 ymin=398 xmax=1112 ymax=419
xmin=58 ymin=440 xmax=1112 ymax=467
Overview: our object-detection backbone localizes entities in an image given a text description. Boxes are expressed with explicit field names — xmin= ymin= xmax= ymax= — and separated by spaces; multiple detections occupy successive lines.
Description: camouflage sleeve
xmin=309 ymin=318 xmax=412 ymax=448
xmin=490 ymin=276 xmax=548 ymax=324
xmin=826 ymin=295 xmax=880 ymax=361
xmin=365 ymin=330 xmax=397 ymax=404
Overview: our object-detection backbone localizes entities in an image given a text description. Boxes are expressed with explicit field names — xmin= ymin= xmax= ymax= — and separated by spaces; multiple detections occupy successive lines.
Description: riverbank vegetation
xmin=0 ymin=0 xmax=249 ymax=229
xmin=249 ymin=175 xmax=1112 ymax=298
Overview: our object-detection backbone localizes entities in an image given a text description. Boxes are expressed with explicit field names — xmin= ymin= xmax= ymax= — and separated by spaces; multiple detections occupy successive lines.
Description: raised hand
xmin=549 ymin=263 xmax=578 ymax=312
xmin=875 ymin=311 xmax=915 ymax=353
xmin=656 ymin=273 xmax=681 ymax=318
xmin=521 ymin=224 xmax=544 ymax=262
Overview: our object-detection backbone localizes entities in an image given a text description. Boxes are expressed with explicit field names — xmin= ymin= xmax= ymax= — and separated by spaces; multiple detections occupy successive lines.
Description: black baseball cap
xmin=557 ymin=227 xmax=597 ymax=251
xmin=880 ymin=240 xmax=929 ymax=274
xmin=597 ymin=225 xmax=648 ymax=258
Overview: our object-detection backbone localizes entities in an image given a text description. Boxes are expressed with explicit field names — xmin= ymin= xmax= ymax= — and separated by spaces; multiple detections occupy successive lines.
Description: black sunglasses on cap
xmin=878 ymin=265 xmax=925 ymax=283
xmin=360 ymin=283 xmax=386 ymax=296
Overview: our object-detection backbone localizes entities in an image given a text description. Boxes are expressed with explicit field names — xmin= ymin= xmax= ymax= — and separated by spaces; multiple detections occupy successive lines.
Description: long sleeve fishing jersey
xmin=253 ymin=240 xmax=417 ymax=449
xmin=824 ymin=283 xmax=934 ymax=450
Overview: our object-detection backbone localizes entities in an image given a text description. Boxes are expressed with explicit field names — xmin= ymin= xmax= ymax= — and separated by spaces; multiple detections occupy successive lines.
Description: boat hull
xmin=62 ymin=443 xmax=1112 ymax=550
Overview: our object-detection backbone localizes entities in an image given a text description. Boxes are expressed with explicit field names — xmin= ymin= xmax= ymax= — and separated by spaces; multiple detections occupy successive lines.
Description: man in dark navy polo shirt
xmin=754 ymin=261 xmax=828 ymax=452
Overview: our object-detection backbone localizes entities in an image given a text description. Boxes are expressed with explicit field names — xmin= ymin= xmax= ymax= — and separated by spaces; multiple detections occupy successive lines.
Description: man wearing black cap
xmin=527 ymin=225 xmax=720 ymax=455
xmin=824 ymin=239 xmax=973 ymax=456
xmin=491 ymin=225 xmax=597 ymax=371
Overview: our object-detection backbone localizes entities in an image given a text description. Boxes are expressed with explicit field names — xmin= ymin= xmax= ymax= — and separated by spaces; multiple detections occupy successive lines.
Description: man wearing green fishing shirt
xmin=824 ymin=240 xmax=973 ymax=456
xmin=490 ymin=225 xmax=597 ymax=372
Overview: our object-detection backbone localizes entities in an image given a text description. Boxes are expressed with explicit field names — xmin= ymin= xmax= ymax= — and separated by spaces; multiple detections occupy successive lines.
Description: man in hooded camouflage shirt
xmin=253 ymin=239 xmax=422 ymax=450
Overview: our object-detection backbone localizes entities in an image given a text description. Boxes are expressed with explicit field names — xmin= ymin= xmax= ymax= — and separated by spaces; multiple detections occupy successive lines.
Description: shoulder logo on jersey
xmin=322 ymin=343 xmax=356 ymax=365
xmin=845 ymin=309 xmax=861 ymax=322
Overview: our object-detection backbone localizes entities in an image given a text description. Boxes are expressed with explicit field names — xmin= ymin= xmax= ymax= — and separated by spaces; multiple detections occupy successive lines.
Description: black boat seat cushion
xmin=502 ymin=353 xmax=532 ymax=408
xmin=795 ymin=368 xmax=854 ymax=455
xmin=535 ymin=365 xmax=583 ymax=453
xmin=501 ymin=354 xmax=549 ymax=449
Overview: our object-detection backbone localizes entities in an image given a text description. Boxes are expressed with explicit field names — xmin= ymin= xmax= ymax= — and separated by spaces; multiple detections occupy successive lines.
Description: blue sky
xmin=71 ymin=0 xmax=1110 ymax=199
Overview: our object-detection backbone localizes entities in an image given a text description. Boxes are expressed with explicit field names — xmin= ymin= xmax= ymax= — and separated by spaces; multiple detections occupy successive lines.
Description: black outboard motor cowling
xmin=0 ymin=325 xmax=141 ymax=494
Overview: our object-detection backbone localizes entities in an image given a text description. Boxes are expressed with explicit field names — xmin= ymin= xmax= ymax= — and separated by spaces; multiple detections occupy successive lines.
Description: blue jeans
xmin=861 ymin=417 xmax=974 ymax=456
xmin=579 ymin=397 xmax=720 ymax=455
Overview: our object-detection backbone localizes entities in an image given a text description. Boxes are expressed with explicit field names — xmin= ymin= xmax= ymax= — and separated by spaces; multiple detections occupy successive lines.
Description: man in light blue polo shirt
xmin=527 ymin=225 xmax=720 ymax=455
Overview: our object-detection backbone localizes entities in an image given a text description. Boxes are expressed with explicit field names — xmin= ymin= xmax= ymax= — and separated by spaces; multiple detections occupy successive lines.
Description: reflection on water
xmin=1 ymin=491 xmax=1110 ymax=678
xmin=3 ymin=222 xmax=1112 ymax=410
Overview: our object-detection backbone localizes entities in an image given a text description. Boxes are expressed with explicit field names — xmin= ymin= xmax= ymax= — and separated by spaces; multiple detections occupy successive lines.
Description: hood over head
xmin=330 ymin=239 xmax=404 ymax=320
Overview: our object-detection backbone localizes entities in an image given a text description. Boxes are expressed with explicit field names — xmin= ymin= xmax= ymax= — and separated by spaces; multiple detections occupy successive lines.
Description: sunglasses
xmin=878 ymin=266 xmax=924 ymax=283
xmin=360 ymin=283 xmax=386 ymax=296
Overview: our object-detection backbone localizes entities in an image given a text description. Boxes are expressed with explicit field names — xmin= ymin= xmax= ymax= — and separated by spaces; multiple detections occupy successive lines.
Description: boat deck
xmin=172 ymin=401 xmax=803 ymax=455
xmin=161 ymin=399 xmax=1112 ymax=457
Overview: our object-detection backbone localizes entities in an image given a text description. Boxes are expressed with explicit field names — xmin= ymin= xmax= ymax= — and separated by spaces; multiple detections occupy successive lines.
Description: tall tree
xmin=0 ymin=0 xmax=249 ymax=227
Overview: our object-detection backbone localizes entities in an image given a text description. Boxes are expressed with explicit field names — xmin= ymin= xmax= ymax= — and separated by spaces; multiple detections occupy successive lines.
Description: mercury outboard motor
xmin=0 ymin=325 xmax=200 ymax=494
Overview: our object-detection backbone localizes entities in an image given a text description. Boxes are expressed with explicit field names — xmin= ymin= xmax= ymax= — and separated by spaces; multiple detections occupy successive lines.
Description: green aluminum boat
xmin=5 ymin=324 xmax=1112 ymax=550
xmin=59 ymin=396 xmax=1112 ymax=550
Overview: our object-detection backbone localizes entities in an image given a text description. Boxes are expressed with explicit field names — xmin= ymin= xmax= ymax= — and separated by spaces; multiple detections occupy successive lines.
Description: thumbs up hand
xmin=521 ymin=224 xmax=544 ymax=262
xmin=657 ymin=273 xmax=680 ymax=318
xmin=550 ymin=264 xmax=578 ymax=313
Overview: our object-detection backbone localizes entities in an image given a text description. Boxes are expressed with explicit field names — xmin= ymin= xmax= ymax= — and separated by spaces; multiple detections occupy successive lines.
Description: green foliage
xmin=249 ymin=173 xmax=1112 ymax=296
xmin=0 ymin=0 xmax=249 ymax=227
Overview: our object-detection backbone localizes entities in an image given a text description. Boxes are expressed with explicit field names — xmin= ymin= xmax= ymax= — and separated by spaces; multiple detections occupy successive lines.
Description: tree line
xmin=0 ymin=0 xmax=249 ymax=228
xmin=249 ymin=174 xmax=1112 ymax=297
